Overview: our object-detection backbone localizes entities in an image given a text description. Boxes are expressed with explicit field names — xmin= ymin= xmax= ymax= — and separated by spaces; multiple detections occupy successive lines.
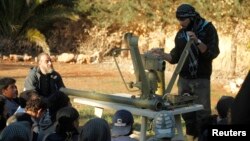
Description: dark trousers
xmin=177 ymin=76 xmax=211 ymax=137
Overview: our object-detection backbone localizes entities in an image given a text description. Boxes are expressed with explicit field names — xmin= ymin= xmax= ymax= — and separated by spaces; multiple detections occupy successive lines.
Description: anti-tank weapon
xmin=60 ymin=32 xmax=197 ymax=111
xmin=121 ymin=33 xmax=197 ymax=109
xmin=60 ymin=33 xmax=165 ymax=111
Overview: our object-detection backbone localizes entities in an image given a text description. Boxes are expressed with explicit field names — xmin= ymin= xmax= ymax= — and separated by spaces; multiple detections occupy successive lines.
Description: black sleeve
xmin=200 ymin=23 xmax=220 ymax=60
xmin=55 ymin=72 xmax=65 ymax=89
xmin=169 ymin=33 xmax=182 ymax=64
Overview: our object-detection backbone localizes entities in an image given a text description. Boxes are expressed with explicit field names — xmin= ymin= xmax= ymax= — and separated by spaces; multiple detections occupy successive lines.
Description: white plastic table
xmin=73 ymin=97 xmax=203 ymax=141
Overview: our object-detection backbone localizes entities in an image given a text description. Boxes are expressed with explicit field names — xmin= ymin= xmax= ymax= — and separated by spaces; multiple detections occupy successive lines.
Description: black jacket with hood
xmin=170 ymin=17 xmax=219 ymax=79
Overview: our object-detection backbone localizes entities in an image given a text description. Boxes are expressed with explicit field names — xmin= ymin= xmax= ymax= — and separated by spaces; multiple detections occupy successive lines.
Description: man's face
xmin=177 ymin=17 xmax=191 ymax=29
xmin=39 ymin=54 xmax=53 ymax=74
xmin=2 ymin=83 xmax=18 ymax=99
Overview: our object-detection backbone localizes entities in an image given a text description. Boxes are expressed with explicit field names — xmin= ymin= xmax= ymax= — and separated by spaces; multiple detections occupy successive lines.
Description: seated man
xmin=111 ymin=109 xmax=137 ymax=141
xmin=79 ymin=118 xmax=111 ymax=141
xmin=147 ymin=111 xmax=175 ymax=141
xmin=215 ymin=96 xmax=235 ymax=124
xmin=0 ymin=77 xmax=19 ymax=118
xmin=15 ymin=90 xmax=39 ymax=114
xmin=24 ymin=53 xmax=65 ymax=97
xmin=25 ymin=97 xmax=47 ymax=134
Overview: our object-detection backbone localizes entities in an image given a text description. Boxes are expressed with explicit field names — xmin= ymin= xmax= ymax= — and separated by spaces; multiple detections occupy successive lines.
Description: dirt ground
xmin=0 ymin=59 xmax=229 ymax=110
xmin=0 ymin=59 xmax=234 ymax=139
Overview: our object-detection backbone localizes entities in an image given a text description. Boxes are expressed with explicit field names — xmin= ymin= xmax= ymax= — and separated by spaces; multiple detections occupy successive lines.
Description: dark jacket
xmin=231 ymin=70 xmax=250 ymax=124
xmin=24 ymin=67 xmax=65 ymax=97
xmin=43 ymin=132 xmax=78 ymax=141
xmin=170 ymin=18 xmax=219 ymax=79
xmin=112 ymin=136 xmax=137 ymax=141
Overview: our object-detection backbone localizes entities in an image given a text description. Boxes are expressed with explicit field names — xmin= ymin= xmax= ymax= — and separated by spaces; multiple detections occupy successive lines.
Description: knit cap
xmin=79 ymin=118 xmax=111 ymax=141
xmin=176 ymin=4 xmax=196 ymax=18
xmin=0 ymin=121 xmax=32 ymax=141
xmin=152 ymin=111 xmax=175 ymax=139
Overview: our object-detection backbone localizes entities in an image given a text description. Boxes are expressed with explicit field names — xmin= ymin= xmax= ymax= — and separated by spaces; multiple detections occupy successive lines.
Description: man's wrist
xmin=195 ymin=39 xmax=202 ymax=46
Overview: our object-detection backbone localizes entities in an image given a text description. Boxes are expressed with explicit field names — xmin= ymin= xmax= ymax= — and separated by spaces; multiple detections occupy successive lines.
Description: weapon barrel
xmin=60 ymin=87 xmax=163 ymax=111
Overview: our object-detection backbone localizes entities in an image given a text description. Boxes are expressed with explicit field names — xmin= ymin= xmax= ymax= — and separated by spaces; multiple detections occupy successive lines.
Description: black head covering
xmin=176 ymin=4 xmax=197 ymax=19
xmin=216 ymin=96 xmax=235 ymax=119
xmin=79 ymin=118 xmax=111 ymax=141
xmin=56 ymin=106 xmax=79 ymax=134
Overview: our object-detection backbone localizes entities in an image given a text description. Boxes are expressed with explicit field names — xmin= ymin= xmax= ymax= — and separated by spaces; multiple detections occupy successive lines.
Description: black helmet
xmin=176 ymin=4 xmax=197 ymax=19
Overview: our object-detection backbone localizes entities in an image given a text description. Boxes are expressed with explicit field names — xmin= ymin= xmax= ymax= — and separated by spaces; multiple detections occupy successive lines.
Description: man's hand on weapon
xmin=187 ymin=31 xmax=207 ymax=53
xmin=148 ymin=48 xmax=172 ymax=62
xmin=187 ymin=31 xmax=198 ymax=42
xmin=148 ymin=48 xmax=165 ymax=56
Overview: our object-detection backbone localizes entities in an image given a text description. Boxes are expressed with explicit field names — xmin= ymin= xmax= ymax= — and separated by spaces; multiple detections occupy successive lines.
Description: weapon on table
xmin=61 ymin=32 xmax=196 ymax=111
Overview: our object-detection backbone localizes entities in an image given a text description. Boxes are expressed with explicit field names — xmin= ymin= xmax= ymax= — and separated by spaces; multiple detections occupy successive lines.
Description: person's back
xmin=231 ymin=70 xmax=250 ymax=124
xmin=37 ymin=91 xmax=72 ymax=141
xmin=146 ymin=111 xmax=175 ymax=141
xmin=43 ymin=107 xmax=79 ymax=141
xmin=0 ymin=121 xmax=33 ymax=141
xmin=79 ymin=118 xmax=111 ymax=141
xmin=24 ymin=52 xmax=65 ymax=97
xmin=44 ymin=132 xmax=78 ymax=141
xmin=112 ymin=136 xmax=137 ymax=141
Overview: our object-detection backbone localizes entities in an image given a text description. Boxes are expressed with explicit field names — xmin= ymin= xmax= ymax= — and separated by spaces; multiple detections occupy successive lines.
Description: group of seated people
xmin=0 ymin=76 xmax=238 ymax=141
xmin=0 ymin=76 xmax=176 ymax=141
xmin=0 ymin=52 xmax=249 ymax=141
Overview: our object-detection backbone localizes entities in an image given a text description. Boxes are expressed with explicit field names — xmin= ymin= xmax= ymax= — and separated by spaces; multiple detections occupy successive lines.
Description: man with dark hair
xmin=0 ymin=77 xmax=19 ymax=117
xmin=216 ymin=96 xmax=234 ymax=124
xmin=152 ymin=3 xmax=219 ymax=141
xmin=24 ymin=52 xmax=65 ymax=97
xmin=43 ymin=107 xmax=79 ymax=141
xmin=25 ymin=98 xmax=47 ymax=120
xmin=15 ymin=90 xmax=39 ymax=114
xmin=25 ymin=97 xmax=47 ymax=136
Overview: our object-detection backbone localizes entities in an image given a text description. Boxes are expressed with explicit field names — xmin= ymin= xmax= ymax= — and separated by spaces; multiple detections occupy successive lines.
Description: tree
xmin=0 ymin=0 xmax=78 ymax=55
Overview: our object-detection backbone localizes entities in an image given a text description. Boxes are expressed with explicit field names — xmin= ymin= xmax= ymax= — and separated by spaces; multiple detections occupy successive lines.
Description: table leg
xmin=172 ymin=115 xmax=185 ymax=141
xmin=140 ymin=116 xmax=147 ymax=141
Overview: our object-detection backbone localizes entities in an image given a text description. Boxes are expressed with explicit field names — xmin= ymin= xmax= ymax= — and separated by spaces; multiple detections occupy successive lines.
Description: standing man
xmin=154 ymin=3 xmax=219 ymax=141
xmin=24 ymin=53 xmax=65 ymax=98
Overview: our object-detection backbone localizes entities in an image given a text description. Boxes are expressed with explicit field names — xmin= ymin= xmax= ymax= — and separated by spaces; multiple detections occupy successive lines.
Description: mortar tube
xmin=60 ymin=87 xmax=163 ymax=111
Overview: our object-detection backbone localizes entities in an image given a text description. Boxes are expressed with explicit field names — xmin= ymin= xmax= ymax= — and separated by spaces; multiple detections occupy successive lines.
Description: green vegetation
xmin=0 ymin=0 xmax=78 ymax=54
xmin=1 ymin=0 xmax=249 ymax=54
xmin=75 ymin=0 xmax=250 ymax=33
